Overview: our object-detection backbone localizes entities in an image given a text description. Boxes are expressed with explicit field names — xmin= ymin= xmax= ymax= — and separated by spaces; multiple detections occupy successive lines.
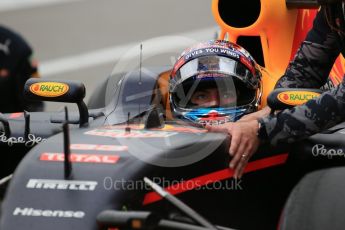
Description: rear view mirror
xmin=24 ymin=79 xmax=85 ymax=103
xmin=267 ymin=88 xmax=322 ymax=111
xmin=24 ymin=79 xmax=89 ymax=127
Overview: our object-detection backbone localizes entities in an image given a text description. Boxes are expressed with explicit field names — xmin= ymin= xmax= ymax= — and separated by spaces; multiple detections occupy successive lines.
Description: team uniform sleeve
xmin=275 ymin=9 xmax=341 ymax=89
xmin=260 ymin=9 xmax=344 ymax=145
xmin=261 ymin=78 xmax=345 ymax=145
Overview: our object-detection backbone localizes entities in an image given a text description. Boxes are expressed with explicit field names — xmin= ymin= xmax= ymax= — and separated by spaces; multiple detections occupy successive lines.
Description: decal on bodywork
xmin=13 ymin=207 xmax=85 ymax=219
xmin=9 ymin=112 xmax=23 ymax=119
xmin=40 ymin=153 xmax=119 ymax=164
xmin=70 ymin=144 xmax=128 ymax=151
xmin=0 ymin=132 xmax=46 ymax=147
xmin=143 ymin=154 xmax=288 ymax=205
xmin=88 ymin=125 xmax=206 ymax=134
xmin=26 ymin=179 xmax=97 ymax=191
xmin=29 ymin=82 xmax=69 ymax=97
xmin=85 ymin=129 xmax=177 ymax=138
xmin=158 ymin=124 xmax=207 ymax=133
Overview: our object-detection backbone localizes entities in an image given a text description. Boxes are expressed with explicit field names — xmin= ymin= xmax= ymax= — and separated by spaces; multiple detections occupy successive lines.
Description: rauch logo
xmin=30 ymin=82 xmax=69 ymax=97
xmin=277 ymin=91 xmax=320 ymax=106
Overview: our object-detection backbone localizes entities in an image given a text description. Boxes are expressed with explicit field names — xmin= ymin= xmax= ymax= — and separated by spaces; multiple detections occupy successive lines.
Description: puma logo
xmin=0 ymin=39 xmax=11 ymax=55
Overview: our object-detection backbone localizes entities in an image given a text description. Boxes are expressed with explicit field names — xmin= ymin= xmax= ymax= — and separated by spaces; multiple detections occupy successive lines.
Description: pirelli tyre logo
xmin=13 ymin=207 xmax=85 ymax=219
xmin=277 ymin=91 xmax=320 ymax=106
xmin=29 ymin=82 xmax=69 ymax=97
xmin=40 ymin=153 xmax=120 ymax=164
xmin=26 ymin=179 xmax=97 ymax=191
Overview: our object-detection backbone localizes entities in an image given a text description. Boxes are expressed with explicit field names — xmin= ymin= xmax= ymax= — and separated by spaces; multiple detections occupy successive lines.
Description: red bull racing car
xmin=1 ymin=0 xmax=345 ymax=230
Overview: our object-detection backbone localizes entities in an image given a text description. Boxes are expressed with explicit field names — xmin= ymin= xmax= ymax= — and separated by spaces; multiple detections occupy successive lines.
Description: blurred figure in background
xmin=0 ymin=25 xmax=43 ymax=113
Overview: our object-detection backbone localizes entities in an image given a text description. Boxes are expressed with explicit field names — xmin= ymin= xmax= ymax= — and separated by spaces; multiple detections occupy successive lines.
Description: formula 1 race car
xmin=1 ymin=0 xmax=345 ymax=230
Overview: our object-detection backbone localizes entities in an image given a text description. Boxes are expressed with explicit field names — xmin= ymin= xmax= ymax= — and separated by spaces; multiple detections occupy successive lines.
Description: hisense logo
xmin=13 ymin=207 xmax=85 ymax=218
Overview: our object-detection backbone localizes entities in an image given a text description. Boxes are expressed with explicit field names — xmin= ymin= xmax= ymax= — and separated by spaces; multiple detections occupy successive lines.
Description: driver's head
xmin=170 ymin=40 xmax=262 ymax=126
xmin=184 ymin=55 xmax=238 ymax=109
xmin=190 ymin=86 xmax=237 ymax=108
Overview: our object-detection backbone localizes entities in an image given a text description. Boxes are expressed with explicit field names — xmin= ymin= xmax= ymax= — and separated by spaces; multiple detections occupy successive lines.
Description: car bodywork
xmin=1 ymin=0 xmax=345 ymax=230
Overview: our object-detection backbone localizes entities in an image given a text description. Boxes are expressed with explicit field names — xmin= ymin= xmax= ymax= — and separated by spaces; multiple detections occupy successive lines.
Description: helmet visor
xmin=173 ymin=56 xmax=255 ymax=89
xmin=172 ymin=75 xmax=256 ymax=110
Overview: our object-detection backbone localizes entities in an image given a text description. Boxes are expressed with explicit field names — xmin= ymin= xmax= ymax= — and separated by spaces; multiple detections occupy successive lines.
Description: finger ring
xmin=241 ymin=154 xmax=247 ymax=159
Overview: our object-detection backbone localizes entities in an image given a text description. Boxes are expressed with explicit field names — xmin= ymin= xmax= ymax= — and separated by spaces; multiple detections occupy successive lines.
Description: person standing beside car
xmin=0 ymin=25 xmax=44 ymax=113
xmin=208 ymin=0 xmax=345 ymax=178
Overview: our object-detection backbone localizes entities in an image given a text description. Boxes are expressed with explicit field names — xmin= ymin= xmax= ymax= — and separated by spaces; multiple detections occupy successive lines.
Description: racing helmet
xmin=170 ymin=40 xmax=262 ymax=126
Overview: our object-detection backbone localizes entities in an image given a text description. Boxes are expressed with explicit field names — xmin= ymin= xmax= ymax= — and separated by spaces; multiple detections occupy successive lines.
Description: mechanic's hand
xmin=239 ymin=106 xmax=271 ymax=122
xmin=206 ymin=120 xmax=260 ymax=179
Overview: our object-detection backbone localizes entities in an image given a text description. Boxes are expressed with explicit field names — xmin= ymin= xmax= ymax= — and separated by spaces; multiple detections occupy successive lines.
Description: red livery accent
xmin=40 ymin=153 xmax=120 ymax=164
xmin=9 ymin=113 xmax=23 ymax=119
xmin=143 ymin=154 xmax=288 ymax=205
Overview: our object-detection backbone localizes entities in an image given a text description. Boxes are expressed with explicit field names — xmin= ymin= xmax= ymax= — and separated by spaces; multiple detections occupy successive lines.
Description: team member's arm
xmin=275 ymin=8 xmax=341 ymax=89
xmin=260 ymin=76 xmax=345 ymax=145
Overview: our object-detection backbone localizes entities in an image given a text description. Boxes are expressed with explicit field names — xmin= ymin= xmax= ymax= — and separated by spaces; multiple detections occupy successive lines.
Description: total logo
xmin=29 ymin=82 xmax=69 ymax=97
xmin=277 ymin=91 xmax=320 ymax=106
xmin=40 ymin=153 xmax=120 ymax=164
xmin=26 ymin=179 xmax=97 ymax=191
xmin=13 ymin=207 xmax=85 ymax=219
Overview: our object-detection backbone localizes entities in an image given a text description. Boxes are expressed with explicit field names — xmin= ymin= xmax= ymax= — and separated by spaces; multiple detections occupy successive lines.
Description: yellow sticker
xmin=29 ymin=82 xmax=69 ymax=97
xmin=277 ymin=91 xmax=320 ymax=106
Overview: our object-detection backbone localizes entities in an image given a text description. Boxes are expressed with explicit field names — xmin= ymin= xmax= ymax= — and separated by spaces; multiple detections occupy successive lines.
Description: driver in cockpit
xmin=168 ymin=40 xmax=263 ymax=126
